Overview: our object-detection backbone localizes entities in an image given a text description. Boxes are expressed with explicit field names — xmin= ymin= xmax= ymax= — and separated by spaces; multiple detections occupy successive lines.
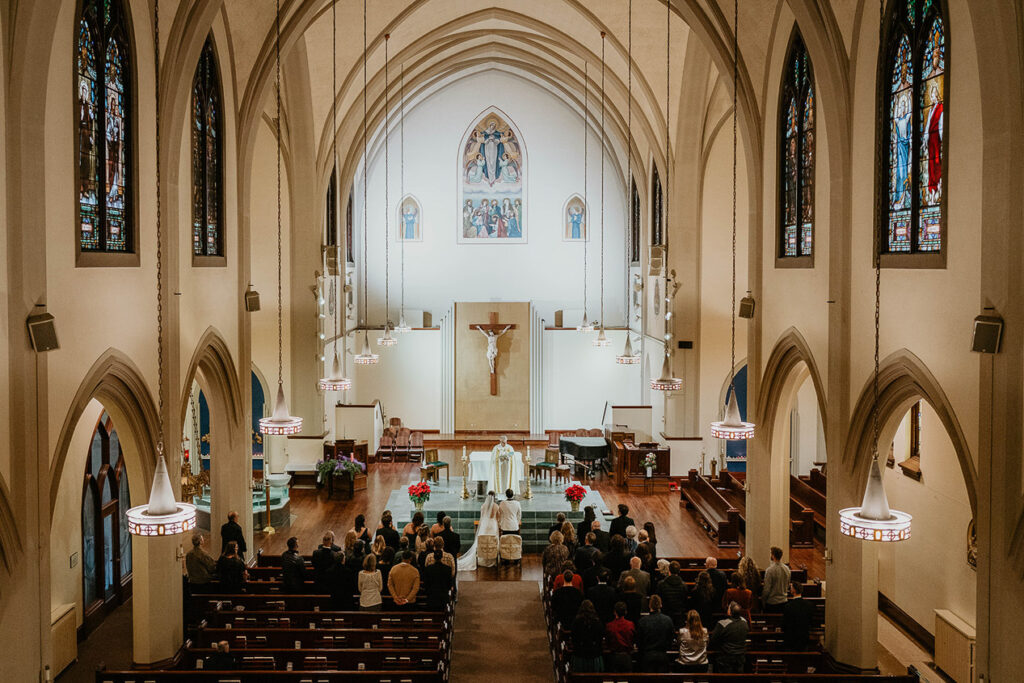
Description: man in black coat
xmin=586 ymin=570 xmax=618 ymax=623
xmin=705 ymin=556 xmax=728 ymax=604
xmin=656 ymin=561 xmax=689 ymax=627
xmin=550 ymin=570 xmax=584 ymax=626
xmin=280 ymin=536 xmax=306 ymax=593
xmin=709 ymin=602 xmax=750 ymax=673
xmin=220 ymin=511 xmax=247 ymax=559
xmin=439 ymin=516 xmax=462 ymax=557
xmin=573 ymin=532 xmax=601 ymax=573
xmin=782 ymin=581 xmax=815 ymax=650
xmin=423 ymin=549 xmax=454 ymax=611
xmin=608 ymin=504 xmax=634 ymax=540
xmin=376 ymin=514 xmax=402 ymax=549
xmin=590 ymin=519 xmax=611 ymax=553
xmin=311 ymin=531 xmax=340 ymax=591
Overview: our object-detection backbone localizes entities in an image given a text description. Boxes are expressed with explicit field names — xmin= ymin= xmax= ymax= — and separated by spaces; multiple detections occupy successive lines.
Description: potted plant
xmin=408 ymin=482 xmax=431 ymax=511
xmin=315 ymin=458 xmax=336 ymax=487
xmin=641 ymin=452 xmax=658 ymax=478
xmin=564 ymin=483 xmax=587 ymax=512
xmin=335 ymin=457 xmax=366 ymax=479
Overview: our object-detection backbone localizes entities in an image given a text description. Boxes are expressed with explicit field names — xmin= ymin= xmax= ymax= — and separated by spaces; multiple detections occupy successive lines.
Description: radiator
xmin=50 ymin=603 xmax=77 ymax=676
xmin=934 ymin=609 xmax=975 ymax=683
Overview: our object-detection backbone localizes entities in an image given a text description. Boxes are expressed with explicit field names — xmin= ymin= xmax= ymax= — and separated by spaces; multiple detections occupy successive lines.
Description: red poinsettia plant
xmin=408 ymin=482 xmax=431 ymax=505
xmin=564 ymin=484 xmax=587 ymax=504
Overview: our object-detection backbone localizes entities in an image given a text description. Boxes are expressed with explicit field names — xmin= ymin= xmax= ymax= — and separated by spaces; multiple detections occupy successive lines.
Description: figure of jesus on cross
xmin=469 ymin=312 xmax=516 ymax=395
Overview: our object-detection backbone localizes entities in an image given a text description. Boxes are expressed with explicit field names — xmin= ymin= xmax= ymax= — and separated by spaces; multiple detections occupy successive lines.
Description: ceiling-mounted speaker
xmin=738 ymin=295 xmax=756 ymax=319
xmin=27 ymin=312 xmax=59 ymax=352
xmin=245 ymin=289 xmax=261 ymax=313
xmin=971 ymin=315 xmax=1003 ymax=353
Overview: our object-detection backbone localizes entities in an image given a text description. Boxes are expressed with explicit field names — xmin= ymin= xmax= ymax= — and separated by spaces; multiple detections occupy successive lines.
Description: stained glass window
xmin=778 ymin=31 xmax=815 ymax=259
xmin=881 ymin=0 xmax=945 ymax=255
xmin=325 ymin=167 xmax=338 ymax=246
xmin=345 ymin=186 xmax=354 ymax=263
xmin=77 ymin=0 xmax=132 ymax=254
xmin=650 ymin=166 xmax=663 ymax=247
xmin=630 ymin=177 xmax=641 ymax=263
xmin=192 ymin=38 xmax=222 ymax=258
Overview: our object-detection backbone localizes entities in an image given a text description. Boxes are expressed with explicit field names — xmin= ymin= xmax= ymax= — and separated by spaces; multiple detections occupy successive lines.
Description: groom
xmin=498 ymin=489 xmax=521 ymax=536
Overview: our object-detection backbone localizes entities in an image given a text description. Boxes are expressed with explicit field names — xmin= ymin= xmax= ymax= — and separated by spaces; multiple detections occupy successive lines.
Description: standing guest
xmin=553 ymin=565 xmax=583 ymax=591
xmin=430 ymin=511 xmax=447 ymax=537
xmin=602 ymin=535 xmax=631 ymax=579
xmin=351 ymin=514 xmax=372 ymax=545
xmin=673 ymin=610 xmax=709 ymax=673
xmin=560 ymin=521 xmax=578 ymax=557
xmin=737 ymin=554 xmax=763 ymax=609
xmin=617 ymin=575 xmax=643 ymax=624
xmin=656 ymin=561 xmax=688 ymax=627
xmin=185 ymin=534 xmax=217 ymax=592
xmin=387 ymin=551 xmax=421 ymax=609
xmin=375 ymin=513 xmax=401 ymax=549
xmin=636 ymin=595 xmax=675 ymax=673
xmin=542 ymin=531 xmax=570 ymax=579
xmin=635 ymin=545 xmax=654 ymax=576
xmin=204 ymin=641 xmax=236 ymax=670
xmin=570 ymin=600 xmax=605 ymax=673
xmin=498 ymin=489 xmax=522 ymax=536
xmin=216 ymin=541 xmax=246 ymax=593
xmin=642 ymin=522 xmax=658 ymax=561
xmin=311 ymin=532 xmax=340 ymax=592
xmin=624 ymin=526 xmax=639 ymax=555
xmin=762 ymin=546 xmax=791 ymax=613
xmin=574 ymin=532 xmax=601 ymax=574
xmin=782 ymin=581 xmax=815 ymax=650
xmin=424 ymin=537 xmax=456 ymax=577
xmin=704 ymin=557 xmax=727 ymax=605
xmin=280 ymin=536 xmax=306 ymax=593
xmin=577 ymin=506 xmax=597 ymax=544
xmin=327 ymin=552 xmax=356 ymax=610
xmin=423 ymin=548 xmax=454 ymax=610
xmin=551 ymin=570 xmax=584 ymax=626
xmin=549 ymin=512 xmax=568 ymax=537
xmin=604 ymin=601 xmax=636 ymax=672
xmin=345 ymin=539 xmax=365 ymax=573
xmin=358 ymin=554 xmax=383 ymax=610
xmin=590 ymin=519 xmax=611 ymax=553
xmin=709 ymin=602 xmax=749 ymax=673
xmin=439 ymin=516 xmax=462 ymax=557
xmin=608 ymin=504 xmax=634 ymax=539
xmin=371 ymin=535 xmax=387 ymax=558
xmin=617 ymin=556 xmax=651 ymax=598
xmin=636 ymin=530 xmax=656 ymax=568
xmin=219 ymin=511 xmax=247 ymax=559
xmin=587 ymin=570 xmax=618 ymax=624
xmin=343 ymin=530 xmax=359 ymax=558
xmin=688 ymin=571 xmax=717 ymax=630
xmin=651 ymin=558 xmax=670 ymax=595
xmin=722 ymin=572 xmax=753 ymax=622
xmin=403 ymin=511 xmax=425 ymax=546
xmin=377 ymin=546 xmax=396 ymax=594
xmin=415 ymin=526 xmax=431 ymax=558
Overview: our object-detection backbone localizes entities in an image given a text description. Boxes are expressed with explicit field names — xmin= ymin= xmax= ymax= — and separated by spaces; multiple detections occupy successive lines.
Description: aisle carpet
xmin=451 ymin=581 xmax=553 ymax=682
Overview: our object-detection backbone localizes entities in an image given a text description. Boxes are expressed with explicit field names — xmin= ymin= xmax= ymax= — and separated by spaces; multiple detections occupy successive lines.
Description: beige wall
xmin=454 ymin=301 xmax=530 ymax=431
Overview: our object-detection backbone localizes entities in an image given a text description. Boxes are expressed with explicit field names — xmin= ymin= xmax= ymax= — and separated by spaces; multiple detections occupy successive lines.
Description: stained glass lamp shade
xmin=616 ymin=335 xmax=640 ymax=364
xmin=377 ymin=323 xmax=398 ymax=347
xmin=318 ymin=349 xmax=352 ymax=391
xmin=839 ymin=457 xmax=912 ymax=542
xmin=650 ymin=356 xmax=682 ymax=391
xmin=577 ymin=312 xmax=595 ymax=333
xmin=354 ymin=331 xmax=379 ymax=365
xmin=710 ymin=387 xmax=755 ymax=440
xmin=126 ymin=456 xmax=197 ymax=536
xmin=592 ymin=326 xmax=612 ymax=347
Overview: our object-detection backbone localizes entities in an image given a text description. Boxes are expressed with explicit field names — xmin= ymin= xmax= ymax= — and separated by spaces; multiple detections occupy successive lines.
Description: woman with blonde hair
xmin=542 ymin=531 xmax=569 ymax=579
xmin=737 ymin=554 xmax=762 ymax=608
xmin=371 ymin=534 xmax=387 ymax=557
xmin=673 ymin=609 xmax=709 ymax=672
xmin=343 ymin=529 xmax=358 ymax=556
xmin=357 ymin=554 xmax=383 ymax=611
xmin=560 ymin=521 xmax=577 ymax=556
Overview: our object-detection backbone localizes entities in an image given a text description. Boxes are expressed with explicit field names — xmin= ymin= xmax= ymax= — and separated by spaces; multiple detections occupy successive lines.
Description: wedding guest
xmin=371 ymin=535 xmax=387 ymax=558
xmin=576 ymin=506 xmax=597 ymax=544
xmin=423 ymin=548 xmax=454 ymax=611
xmin=312 ymin=532 xmax=340 ymax=592
xmin=358 ymin=554 xmax=383 ymax=610
xmin=387 ymin=551 xmax=421 ymax=610
xmin=377 ymin=546 xmax=396 ymax=594
xmin=403 ymin=511 xmax=425 ymax=546
xmin=642 ymin=522 xmax=658 ymax=561
xmin=636 ymin=529 xmax=656 ymax=569
xmin=219 ymin=511 xmax=247 ymax=559
xmin=203 ymin=641 xmax=236 ymax=670
xmin=704 ymin=557 xmax=727 ymax=605
xmin=673 ymin=610 xmax=709 ymax=673
xmin=343 ymin=530 xmax=359 ymax=558
xmin=709 ymin=601 xmax=749 ymax=673
xmin=570 ymin=600 xmax=605 ymax=673
xmin=345 ymin=538 xmax=365 ymax=573
xmin=574 ymin=532 xmax=601 ymax=574
xmin=635 ymin=545 xmax=654 ymax=576
xmin=551 ymin=570 xmax=584 ymax=626
xmin=604 ymin=601 xmax=636 ymax=672
xmin=602 ymin=535 xmax=631 ymax=579
xmin=636 ymin=595 xmax=675 ymax=672
xmin=439 ymin=516 xmax=462 ymax=557
xmin=548 ymin=512 xmax=567 ymax=537
xmin=608 ymin=504 xmax=634 ymax=539
xmin=542 ymin=531 xmax=570 ymax=579
xmin=415 ymin=525 xmax=431 ymax=554
xmin=424 ymin=537 xmax=456 ymax=577
xmin=656 ymin=561 xmax=689 ymax=627
xmin=587 ymin=570 xmax=617 ymax=624
xmin=688 ymin=571 xmax=717 ymax=630
xmin=430 ymin=511 xmax=447 ymax=537
xmin=591 ymin=519 xmax=611 ymax=553
xmin=560 ymin=521 xmax=578 ymax=557
xmin=554 ymin=564 xmax=583 ymax=591
xmin=375 ymin=513 xmax=401 ymax=549
xmin=783 ymin=581 xmax=815 ymax=650
xmin=737 ymin=554 xmax=763 ymax=610
xmin=617 ymin=575 xmax=643 ymax=624
xmin=722 ymin=572 xmax=753 ymax=622
xmin=618 ymin=556 xmax=651 ymax=598
xmin=185 ymin=533 xmax=217 ymax=592
xmin=624 ymin=525 xmax=639 ymax=555
xmin=351 ymin=514 xmax=372 ymax=545
xmin=216 ymin=541 xmax=246 ymax=593
xmin=763 ymin=546 xmax=791 ymax=613
xmin=280 ymin=536 xmax=306 ymax=593
xmin=327 ymin=552 xmax=356 ymax=610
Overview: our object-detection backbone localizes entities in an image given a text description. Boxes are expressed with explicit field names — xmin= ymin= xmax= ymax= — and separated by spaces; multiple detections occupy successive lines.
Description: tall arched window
xmin=76 ymin=0 xmax=134 ymax=259
xmin=879 ymin=0 xmax=947 ymax=260
xmin=778 ymin=31 xmax=815 ymax=262
xmin=650 ymin=166 xmax=663 ymax=247
xmin=325 ymin=167 xmax=338 ymax=247
xmin=192 ymin=37 xmax=223 ymax=260
xmin=630 ymin=177 xmax=641 ymax=263
xmin=81 ymin=413 xmax=131 ymax=635
xmin=345 ymin=186 xmax=354 ymax=264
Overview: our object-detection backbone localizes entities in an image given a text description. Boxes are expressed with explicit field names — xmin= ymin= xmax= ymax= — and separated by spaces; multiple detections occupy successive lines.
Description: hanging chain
xmin=582 ymin=61 xmax=588 ymax=321
xmin=600 ymin=32 xmax=606 ymax=328
xmin=332 ymin=0 xmax=339 ymax=344
xmin=383 ymin=35 xmax=390 ymax=331
xmin=625 ymin=0 xmax=632 ymax=324
xmin=154 ymin=0 xmax=163 ymax=455
xmin=400 ymin=63 xmax=405 ymax=319
xmin=361 ymin=0 xmax=368 ymax=328
xmin=275 ymin=0 xmax=283 ymax=387
xmin=664 ymin=0 xmax=671 ymax=362
xmin=872 ymin=0 xmax=884 ymax=461
xmin=729 ymin=0 xmax=738 ymax=391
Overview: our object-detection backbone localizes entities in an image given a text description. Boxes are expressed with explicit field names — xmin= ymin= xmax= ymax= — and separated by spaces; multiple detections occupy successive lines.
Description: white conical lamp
xmin=593 ymin=325 xmax=612 ymax=347
xmin=395 ymin=313 xmax=411 ymax=333
xmin=260 ymin=383 xmax=304 ymax=435
xmin=377 ymin=322 xmax=397 ymax=347
xmin=710 ymin=386 xmax=755 ymax=440
xmin=577 ymin=312 xmax=595 ymax=333
xmin=650 ymin=355 xmax=682 ymax=391
xmin=839 ymin=458 xmax=912 ymax=542
xmin=354 ymin=330 xmax=379 ymax=365
xmin=318 ymin=348 xmax=352 ymax=391
xmin=126 ymin=455 xmax=197 ymax=536
xmin=616 ymin=335 xmax=640 ymax=364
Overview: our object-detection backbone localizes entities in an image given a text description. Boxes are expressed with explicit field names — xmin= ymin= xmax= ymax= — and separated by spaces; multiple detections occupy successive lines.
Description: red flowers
xmin=408 ymin=482 xmax=431 ymax=503
xmin=564 ymin=484 xmax=587 ymax=503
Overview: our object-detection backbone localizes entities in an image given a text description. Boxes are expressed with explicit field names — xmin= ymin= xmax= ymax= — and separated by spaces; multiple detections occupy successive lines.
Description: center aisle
xmin=450 ymin=580 xmax=553 ymax=682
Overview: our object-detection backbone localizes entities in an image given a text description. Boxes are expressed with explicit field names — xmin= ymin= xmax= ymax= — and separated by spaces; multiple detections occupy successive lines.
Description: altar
xmin=466 ymin=450 xmax=525 ymax=495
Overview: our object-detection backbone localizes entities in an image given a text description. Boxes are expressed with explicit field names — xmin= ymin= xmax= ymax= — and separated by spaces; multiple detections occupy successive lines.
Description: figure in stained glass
xmin=191 ymin=38 xmax=222 ymax=257
xmin=778 ymin=31 xmax=815 ymax=259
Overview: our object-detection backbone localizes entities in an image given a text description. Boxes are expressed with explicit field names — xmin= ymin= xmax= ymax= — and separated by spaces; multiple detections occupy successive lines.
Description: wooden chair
xmin=377 ymin=434 xmax=395 ymax=462
xmin=408 ymin=431 xmax=424 ymax=461
xmin=389 ymin=417 xmax=402 ymax=429
xmin=587 ymin=428 xmax=603 ymax=437
xmin=531 ymin=448 xmax=558 ymax=484
xmin=394 ymin=429 xmax=411 ymax=461
xmin=574 ymin=428 xmax=588 ymax=437
xmin=421 ymin=448 xmax=449 ymax=483
xmin=554 ymin=461 xmax=571 ymax=485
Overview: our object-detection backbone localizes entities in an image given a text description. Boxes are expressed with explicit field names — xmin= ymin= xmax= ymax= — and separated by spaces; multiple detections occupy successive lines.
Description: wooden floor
xmin=255 ymin=461 xmax=825 ymax=581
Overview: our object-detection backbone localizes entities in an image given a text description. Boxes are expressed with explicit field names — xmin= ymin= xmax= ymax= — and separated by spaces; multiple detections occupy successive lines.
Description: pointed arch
xmin=456 ymin=106 xmax=526 ymax=243
xmin=757 ymin=327 xmax=828 ymax=448
xmin=178 ymin=327 xmax=243 ymax=431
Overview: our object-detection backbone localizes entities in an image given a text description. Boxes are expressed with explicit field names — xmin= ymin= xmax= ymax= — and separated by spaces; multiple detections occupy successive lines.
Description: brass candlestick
xmin=460 ymin=445 xmax=470 ymax=499
xmin=522 ymin=445 xmax=533 ymax=500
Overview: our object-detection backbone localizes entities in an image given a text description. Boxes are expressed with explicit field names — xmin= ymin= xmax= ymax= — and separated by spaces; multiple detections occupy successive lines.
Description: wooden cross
xmin=469 ymin=312 xmax=517 ymax=395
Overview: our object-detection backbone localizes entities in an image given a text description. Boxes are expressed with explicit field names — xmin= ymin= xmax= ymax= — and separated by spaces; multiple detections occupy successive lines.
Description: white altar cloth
xmin=466 ymin=450 xmax=524 ymax=495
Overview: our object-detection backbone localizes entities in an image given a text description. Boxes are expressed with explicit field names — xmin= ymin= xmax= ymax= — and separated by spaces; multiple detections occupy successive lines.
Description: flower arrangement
xmin=641 ymin=453 xmax=658 ymax=470
xmin=315 ymin=458 xmax=336 ymax=484
xmin=564 ymin=484 xmax=587 ymax=504
xmin=335 ymin=457 xmax=366 ymax=478
xmin=408 ymin=482 xmax=431 ymax=505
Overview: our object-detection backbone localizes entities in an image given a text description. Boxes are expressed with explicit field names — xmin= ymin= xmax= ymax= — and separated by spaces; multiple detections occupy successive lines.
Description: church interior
xmin=2 ymin=0 xmax=1023 ymax=681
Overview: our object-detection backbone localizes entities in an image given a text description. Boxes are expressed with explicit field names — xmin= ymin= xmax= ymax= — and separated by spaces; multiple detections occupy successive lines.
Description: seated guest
xmin=576 ymin=506 xmax=597 ymax=545
xmin=403 ymin=511 xmax=425 ymax=546
xmin=424 ymin=537 xmax=456 ymax=577
xmin=722 ymin=572 xmax=753 ymax=622
xmin=430 ymin=511 xmax=447 ymax=537
xmin=687 ymin=571 xmax=717 ymax=630
xmin=737 ymin=554 xmax=762 ymax=609
xmin=636 ymin=595 xmax=675 ymax=673
xmin=617 ymin=575 xmax=643 ymax=624
xmin=375 ymin=513 xmax=401 ymax=549
xmin=574 ymin=532 xmax=601 ymax=574
xmin=673 ymin=609 xmax=709 ymax=673
xmin=280 ymin=536 xmax=307 ymax=593
xmin=542 ymin=531 xmax=570 ymax=580
xmin=351 ymin=514 xmax=372 ymax=545
xmin=439 ymin=516 xmax=462 ymax=557
xmin=204 ymin=640 xmax=236 ymax=670
xmin=358 ymin=554 xmax=383 ymax=611
xmin=704 ymin=557 xmax=728 ymax=605
xmin=709 ymin=601 xmax=749 ymax=673
xmin=656 ymin=561 xmax=688 ymax=627
xmin=185 ymin=534 xmax=217 ymax=592
xmin=782 ymin=581 xmax=815 ymax=650
xmin=548 ymin=512 xmax=567 ymax=537
xmin=551 ymin=570 xmax=584 ymax=626
xmin=387 ymin=551 xmax=421 ymax=609
xmin=604 ymin=601 xmax=635 ymax=672
xmin=624 ymin=525 xmax=639 ymax=555
xmin=591 ymin=519 xmax=611 ymax=553
xmin=762 ymin=546 xmax=791 ymax=613
xmin=560 ymin=521 xmax=578 ymax=557
xmin=327 ymin=552 xmax=356 ymax=610
xmin=311 ymin=531 xmax=340 ymax=591
xmin=586 ymin=570 xmax=617 ymax=624
xmin=608 ymin=504 xmax=634 ymax=539
xmin=215 ymin=541 xmax=246 ymax=593
xmin=424 ymin=548 xmax=454 ymax=611
xmin=617 ymin=556 xmax=651 ymax=598
xmin=570 ymin=600 xmax=605 ymax=673
xmin=602 ymin=535 xmax=631 ymax=580
xmin=554 ymin=565 xmax=583 ymax=591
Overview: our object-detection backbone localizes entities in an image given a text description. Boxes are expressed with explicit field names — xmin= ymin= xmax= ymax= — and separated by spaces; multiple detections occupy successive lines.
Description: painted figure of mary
xmin=402 ymin=203 xmax=418 ymax=240
xmin=892 ymin=94 xmax=912 ymax=209
xmin=569 ymin=205 xmax=584 ymax=240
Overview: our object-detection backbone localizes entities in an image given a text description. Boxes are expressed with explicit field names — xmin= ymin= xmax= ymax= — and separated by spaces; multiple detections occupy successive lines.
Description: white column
xmin=131 ymin=533 xmax=185 ymax=665
xmin=440 ymin=305 xmax=455 ymax=433
xmin=530 ymin=304 xmax=543 ymax=432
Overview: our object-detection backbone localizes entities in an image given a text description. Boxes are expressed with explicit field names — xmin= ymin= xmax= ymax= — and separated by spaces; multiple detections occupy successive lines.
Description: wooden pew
xmin=790 ymin=474 xmax=826 ymax=532
xmin=567 ymin=675 xmax=915 ymax=683
xmin=181 ymin=647 xmax=442 ymax=672
xmin=191 ymin=594 xmax=433 ymax=612
xmin=96 ymin=670 xmax=443 ymax=682
xmin=790 ymin=499 xmax=817 ymax=547
xmin=200 ymin=610 xmax=445 ymax=630
xmin=195 ymin=626 xmax=445 ymax=651
xmin=807 ymin=467 xmax=826 ymax=495
xmin=679 ymin=469 xmax=742 ymax=547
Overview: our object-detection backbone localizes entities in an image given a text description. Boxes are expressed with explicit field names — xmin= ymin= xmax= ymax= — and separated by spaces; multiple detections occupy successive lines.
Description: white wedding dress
xmin=457 ymin=494 xmax=499 ymax=571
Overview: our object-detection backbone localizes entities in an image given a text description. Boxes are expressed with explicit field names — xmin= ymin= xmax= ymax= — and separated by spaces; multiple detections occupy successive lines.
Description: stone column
xmin=131 ymin=533 xmax=185 ymax=665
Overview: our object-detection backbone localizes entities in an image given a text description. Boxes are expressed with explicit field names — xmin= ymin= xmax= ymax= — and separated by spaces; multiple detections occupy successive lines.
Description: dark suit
xmin=608 ymin=515 xmax=635 ymax=540
xmin=311 ymin=545 xmax=339 ymax=591
xmin=591 ymin=528 xmax=611 ymax=553
xmin=782 ymin=596 xmax=815 ymax=650
xmin=439 ymin=528 xmax=462 ymax=556
xmin=280 ymin=549 xmax=306 ymax=593
xmin=220 ymin=520 xmax=247 ymax=557
xmin=709 ymin=616 xmax=749 ymax=673
xmin=586 ymin=582 xmax=617 ymax=623
xmin=636 ymin=612 xmax=675 ymax=672
xmin=551 ymin=585 xmax=583 ymax=626
xmin=376 ymin=525 xmax=401 ymax=549
xmin=423 ymin=560 xmax=454 ymax=611
xmin=707 ymin=567 xmax=728 ymax=604
xmin=574 ymin=544 xmax=600 ymax=573
xmin=216 ymin=555 xmax=246 ymax=593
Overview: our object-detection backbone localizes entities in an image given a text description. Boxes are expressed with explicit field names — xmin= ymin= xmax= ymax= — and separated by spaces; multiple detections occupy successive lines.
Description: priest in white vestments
xmin=488 ymin=435 xmax=521 ymax=495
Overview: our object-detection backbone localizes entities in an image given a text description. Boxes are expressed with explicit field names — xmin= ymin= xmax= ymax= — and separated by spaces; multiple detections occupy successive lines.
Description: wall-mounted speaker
xmin=738 ymin=296 xmax=756 ymax=319
xmin=244 ymin=289 xmax=261 ymax=312
xmin=27 ymin=312 xmax=59 ymax=352
xmin=971 ymin=315 xmax=1003 ymax=353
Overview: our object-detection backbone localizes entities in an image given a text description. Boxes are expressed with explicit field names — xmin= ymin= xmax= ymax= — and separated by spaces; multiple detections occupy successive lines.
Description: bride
xmin=457 ymin=492 xmax=500 ymax=570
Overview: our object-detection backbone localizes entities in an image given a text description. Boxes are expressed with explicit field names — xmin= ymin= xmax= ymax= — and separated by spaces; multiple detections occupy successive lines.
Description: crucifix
xmin=469 ymin=312 xmax=516 ymax=395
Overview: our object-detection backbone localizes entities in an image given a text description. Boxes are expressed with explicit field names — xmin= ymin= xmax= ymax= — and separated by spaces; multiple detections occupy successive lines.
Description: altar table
xmin=466 ymin=450 xmax=525 ymax=495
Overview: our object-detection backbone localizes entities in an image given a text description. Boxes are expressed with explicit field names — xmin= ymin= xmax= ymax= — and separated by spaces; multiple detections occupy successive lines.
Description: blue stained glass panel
xmin=918 ymin=18 xmax=944 ymax=251
xmin=778 ymin=34 xmax=814 ymax=259
xmin=82 ymin=487 xmax=97 ymax=605
xmin=78 ymin=20 xmax=101 ymax=251
xmin=118 ymin=471 xmax=131 ymax=578
xmin=888 ymin=36 xmax=913 ymax=251
xmin=104 ymin=41 xmax=127 ymax=251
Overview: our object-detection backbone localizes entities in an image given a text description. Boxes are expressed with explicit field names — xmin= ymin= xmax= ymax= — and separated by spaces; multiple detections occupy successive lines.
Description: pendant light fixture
xmin=377 ymin=34 xmax=397 ymax=348
xmin=318 ymin=0 xmax=352 ymax=392
xmin=395 ymin=63 xmax=411 ymax=334
xmin=593 ymin=32 xmax=612 ymax=349
xmin=260 ymin=0 xmax=304 ymax=435
xmin=651 ymin=0 xmax=682 ymax=391
xmin=709 ymin=0 xmax=753 ymax=437
xmin=839 ymin=0 xmax=911 ymax=543
xmin=126 ymin=0 xmax=196 ymax=535
xmin=354 ymin=0 xmax=379 ymax=366
xmin=577 ymin=61 xmax=594 ymax=334
xmin=616 ymin=0 xmax=640 ymax=365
